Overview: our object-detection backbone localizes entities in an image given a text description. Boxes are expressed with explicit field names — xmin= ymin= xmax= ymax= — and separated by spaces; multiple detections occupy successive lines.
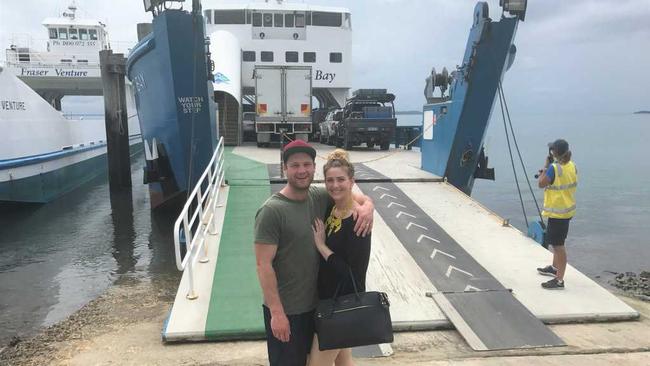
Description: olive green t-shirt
xmin=254 ymin=186 xmax=331 ymax=315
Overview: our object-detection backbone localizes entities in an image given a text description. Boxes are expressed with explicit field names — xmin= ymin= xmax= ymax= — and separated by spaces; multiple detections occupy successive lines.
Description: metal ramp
xmin=355 ymin=164 xmax=565 ymax=350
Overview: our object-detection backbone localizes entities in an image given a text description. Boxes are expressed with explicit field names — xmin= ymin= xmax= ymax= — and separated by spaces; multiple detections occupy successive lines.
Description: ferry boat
xmin=127 ymin=0 xmax=353 ymax=208
xmin=204 ymin=0 xmax=352 ymax=144
xmin=0 ymin=2 xmax=140 ymax=203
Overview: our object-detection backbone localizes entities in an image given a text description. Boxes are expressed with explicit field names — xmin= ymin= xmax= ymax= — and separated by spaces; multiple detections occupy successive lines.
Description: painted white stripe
xmin=396 ymin=211 xmax=416 ymax=219
xmin=430 ymin=248 xmax=456 ymax=261
xmin=417 ymin=234 xmax=440 ymax=244
xmin=445 ymin=265 xmax=473 ymax=278
xmin=406 ymin=222 xmax=428 ymax=231
xmin=387 ymin=201 xmax=406 ymax=209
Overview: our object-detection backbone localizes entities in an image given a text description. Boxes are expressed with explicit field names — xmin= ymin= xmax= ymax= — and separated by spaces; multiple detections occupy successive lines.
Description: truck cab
xmin=336 ymin=89 xmax=396 ymax=150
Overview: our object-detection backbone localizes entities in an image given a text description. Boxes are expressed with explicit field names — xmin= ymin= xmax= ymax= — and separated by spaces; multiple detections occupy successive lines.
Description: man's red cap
xmin=282 ymin=139 xmax=316 ymax=163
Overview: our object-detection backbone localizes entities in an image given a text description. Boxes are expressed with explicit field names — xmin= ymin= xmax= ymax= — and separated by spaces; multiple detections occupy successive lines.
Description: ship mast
xmin=62 ymin=1 xmax=78 ymax=20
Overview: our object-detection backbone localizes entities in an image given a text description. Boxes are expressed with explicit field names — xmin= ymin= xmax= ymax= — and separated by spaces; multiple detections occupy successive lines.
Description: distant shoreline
xmin=633 ymin=111 xmax=650 ymax=114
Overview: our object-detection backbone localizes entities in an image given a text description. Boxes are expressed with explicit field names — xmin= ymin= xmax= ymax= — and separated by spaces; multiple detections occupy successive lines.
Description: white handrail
xmin=173 ymin=137 xmax=226 ymax=300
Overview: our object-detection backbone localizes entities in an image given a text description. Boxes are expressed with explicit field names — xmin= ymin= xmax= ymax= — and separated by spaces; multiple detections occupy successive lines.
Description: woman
xmin=309 ymin=149 xmax=371 ymax=366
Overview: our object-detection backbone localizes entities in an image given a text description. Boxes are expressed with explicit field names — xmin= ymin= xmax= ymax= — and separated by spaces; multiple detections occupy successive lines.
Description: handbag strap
xmin=332 ymin=266 xmax=361 ymax=301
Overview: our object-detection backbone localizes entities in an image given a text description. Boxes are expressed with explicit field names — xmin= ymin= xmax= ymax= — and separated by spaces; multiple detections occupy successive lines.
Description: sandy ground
xmin=1 ymin=278 xmax=649 ymax=366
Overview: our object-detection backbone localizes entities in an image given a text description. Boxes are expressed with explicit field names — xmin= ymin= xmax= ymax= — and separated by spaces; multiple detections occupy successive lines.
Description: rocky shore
xmin=0 ymin=276 xmax=177 ymax=366
xmin=609 ymin=271 xmax=650 ymax=301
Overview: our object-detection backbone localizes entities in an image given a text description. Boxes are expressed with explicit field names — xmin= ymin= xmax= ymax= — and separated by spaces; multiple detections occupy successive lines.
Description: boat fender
xmin=527 ymin=220 xmax=546 ymax=246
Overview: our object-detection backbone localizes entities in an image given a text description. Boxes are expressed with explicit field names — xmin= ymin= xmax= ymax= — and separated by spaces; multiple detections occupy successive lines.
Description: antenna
xmin=63 ymin=0 xmax=78 ymax=20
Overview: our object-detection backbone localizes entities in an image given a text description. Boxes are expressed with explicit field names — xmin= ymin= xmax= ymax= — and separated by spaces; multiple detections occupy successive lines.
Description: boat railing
xmin=5 ymin=50 xmax=101 ymax=67
xmin=173 ymin=137 xmax=226 ymax=300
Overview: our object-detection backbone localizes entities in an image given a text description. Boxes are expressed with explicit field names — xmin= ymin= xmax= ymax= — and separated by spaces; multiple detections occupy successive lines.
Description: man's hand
xmin=271 ymin=311 xmax=291 ymax=342
xmin=545 ymin=154 xmax=553 ymax=168
xmin=352 ymin=200 xmax=374 ymax=237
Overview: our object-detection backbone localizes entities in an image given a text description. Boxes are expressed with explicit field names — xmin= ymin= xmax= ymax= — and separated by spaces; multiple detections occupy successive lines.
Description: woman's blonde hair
xmin=323 ymin=149 xmax=355 ymax=178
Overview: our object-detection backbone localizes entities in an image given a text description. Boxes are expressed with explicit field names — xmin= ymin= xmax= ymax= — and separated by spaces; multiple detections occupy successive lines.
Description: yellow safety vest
xmin=542 ymin=161 xmax=577 ymax=219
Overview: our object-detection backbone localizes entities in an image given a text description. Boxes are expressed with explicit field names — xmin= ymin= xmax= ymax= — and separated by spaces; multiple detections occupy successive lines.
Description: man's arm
xmin=351 ymin=190 xmax=374 ymax=236
xmin=254 ymin=243 xmax=290 ymax=342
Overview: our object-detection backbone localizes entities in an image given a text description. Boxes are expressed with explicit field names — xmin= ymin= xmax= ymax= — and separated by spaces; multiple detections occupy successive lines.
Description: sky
xmin=1 ymin=0 xmax=649 ymax=114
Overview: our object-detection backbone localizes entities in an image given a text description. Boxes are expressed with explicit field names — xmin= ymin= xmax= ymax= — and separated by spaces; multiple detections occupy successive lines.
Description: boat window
xmin=59 ymin=28 xmax=68 ymax=40
xmin=285 ymin=14 xmax=294 ymax=27
xmin=263 ymin=13 xmax=273 ymax=27
xmin=252 ymin=13 xmax=262 ymax=27
xmin=243 ymin=51 xmax=256 ymax=62
xmin=89 ymin=29 xmax=98 ymax=40
xmin=77 ymin=59 xmax=88 ymax=63
xmin=61 ymin=59 xmax=72 ymax=63
xmin=214 ymin=10 xmax=246 ymax=24
xmin=49 ymin=28 xmax=58 ymax=39
xmin=69 ymin=28 xmax=78 ymax=40
xmin=305 ymin=12 xmax=312 ymax=26
xmin=295 ymin=13 xmax=305 ymax=28
xmin=204 ymin=10 xmax=212 ymax=24
xmin=274 ymin=13 xmax=283 ymax=27
xmin=79 ymin=29 xmax=89 ymax=40
xmin=285 ymin=51 xmax=298 ymax=63
xmin=246 ymin=10 xmax=251 ymax=24
xmin=330 ymin=52 xmax=342 ymax=63
xmin=303 ymin=52 xmax=316 ymax=63
xmin=312 ymin=12 xmax=342 ymax=27
xmin=261 ymin=51 xmax=274 ymax=62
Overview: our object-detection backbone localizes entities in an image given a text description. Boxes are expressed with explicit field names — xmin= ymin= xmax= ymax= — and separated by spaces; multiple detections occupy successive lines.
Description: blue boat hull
xmin=0 ymin=141 xmax=142 ymax=203
xmin=127 ymin=8 xmax=216 ymax=209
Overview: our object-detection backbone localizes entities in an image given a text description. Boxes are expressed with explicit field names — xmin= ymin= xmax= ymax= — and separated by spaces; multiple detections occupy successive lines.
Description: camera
xmin=534 ymin=149 xmax=553 ymax=178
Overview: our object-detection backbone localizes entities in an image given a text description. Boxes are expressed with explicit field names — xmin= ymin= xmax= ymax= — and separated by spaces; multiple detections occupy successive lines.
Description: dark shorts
xmin=545 ymin=218 xmax=571 ymax=246
xmin=262 ymin=305 xmax=315 ymax=366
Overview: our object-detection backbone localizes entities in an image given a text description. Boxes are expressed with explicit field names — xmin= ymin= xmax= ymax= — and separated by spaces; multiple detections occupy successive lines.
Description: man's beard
xmin=287 ymin=175 xmax=313 ymax=191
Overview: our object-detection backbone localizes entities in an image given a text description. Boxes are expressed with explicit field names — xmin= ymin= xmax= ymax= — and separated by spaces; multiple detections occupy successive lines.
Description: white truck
xmin=254 ymin=66 xmax=312 ymax=146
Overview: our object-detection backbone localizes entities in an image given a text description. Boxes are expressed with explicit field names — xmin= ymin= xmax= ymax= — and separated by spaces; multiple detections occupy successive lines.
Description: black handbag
xmin=314 ymin=268 xmax=393 ymax=351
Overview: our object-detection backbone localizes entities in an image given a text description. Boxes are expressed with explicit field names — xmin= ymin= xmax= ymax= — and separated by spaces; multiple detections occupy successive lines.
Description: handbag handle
xmin=332 ymin=266 xmax=361 ymax=302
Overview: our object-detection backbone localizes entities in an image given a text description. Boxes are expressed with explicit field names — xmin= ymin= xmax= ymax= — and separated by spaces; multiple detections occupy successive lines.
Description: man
xmin=254 ymin=140 xmax=374 ymax=365
xmin=536 ymin=139 xmax=578 ymax=290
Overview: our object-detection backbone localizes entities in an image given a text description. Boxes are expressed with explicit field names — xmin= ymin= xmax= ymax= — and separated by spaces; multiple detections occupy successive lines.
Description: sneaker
xmin=541 ymin=278 xmax=565 ymax=290
xmin=537 ymin=265 xmax=557 ymax=277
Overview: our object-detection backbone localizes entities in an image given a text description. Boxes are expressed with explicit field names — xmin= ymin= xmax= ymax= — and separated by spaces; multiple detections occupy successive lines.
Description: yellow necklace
xmin=325 ymin=201 xmax=352 ymax=236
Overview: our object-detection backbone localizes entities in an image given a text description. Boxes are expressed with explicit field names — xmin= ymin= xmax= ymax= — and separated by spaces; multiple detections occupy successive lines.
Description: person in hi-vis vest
xmin=536 ymin=139 xmax=577 ymax=290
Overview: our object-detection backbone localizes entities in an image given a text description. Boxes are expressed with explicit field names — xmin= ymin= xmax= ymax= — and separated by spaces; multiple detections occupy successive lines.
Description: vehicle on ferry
xmin=335 ymin=89 xmax=397 ymax=150
xmin=204 ymin=0 xmax=352 ymax=145
xmin=0 ymin=2 xmax=140 ymax=203
xmin=253 ymin=65 xmax=312 ymax=146
xmin=319 ymin=108 xmax=342 ymax=145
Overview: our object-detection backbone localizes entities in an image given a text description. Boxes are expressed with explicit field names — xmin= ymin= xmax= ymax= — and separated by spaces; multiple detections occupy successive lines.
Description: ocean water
xmin=0 ymin=157 xmax=180 ymax=346
xmin=398 ymin=111 xmax=650 ymax=280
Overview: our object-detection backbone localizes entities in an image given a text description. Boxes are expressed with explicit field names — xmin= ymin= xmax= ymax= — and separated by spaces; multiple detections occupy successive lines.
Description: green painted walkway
xmin=205 ymin=148 xmax=270 ymax=340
